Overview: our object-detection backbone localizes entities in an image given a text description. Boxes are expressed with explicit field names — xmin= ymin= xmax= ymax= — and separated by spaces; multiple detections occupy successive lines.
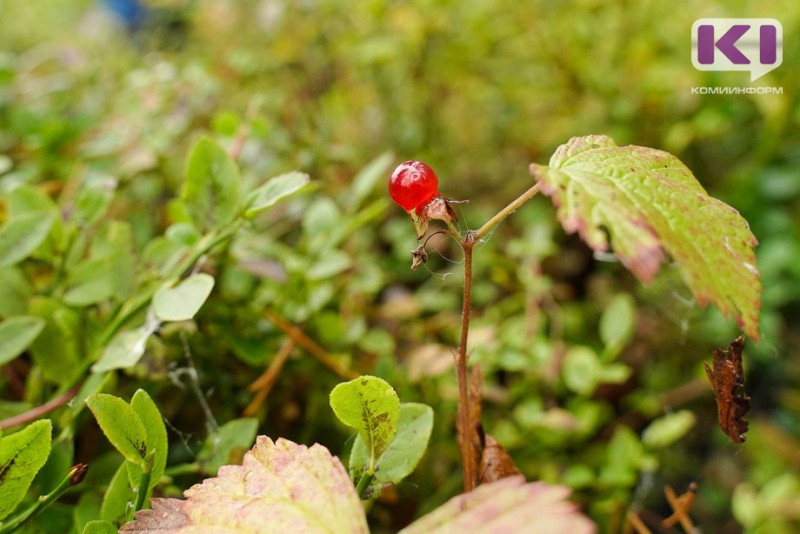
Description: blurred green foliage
xmin=0 ymin=0 xmax=798 ymax=532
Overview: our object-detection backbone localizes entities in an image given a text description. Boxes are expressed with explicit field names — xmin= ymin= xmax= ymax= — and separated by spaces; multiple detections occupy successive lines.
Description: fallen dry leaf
xmin=479 ymin=434 xmax=521 ymax=484
xmin=705 ymin=336 xmax=750 ymax=443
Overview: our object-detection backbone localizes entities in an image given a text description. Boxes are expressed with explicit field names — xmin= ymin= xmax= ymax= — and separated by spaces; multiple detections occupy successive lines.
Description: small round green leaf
xmin=350 ymin=403 xmax=433 ymax=498
xmin=600 ymin=293 xmax=636 ymax=354
xmin=330 ymin=376 xmax=400 ymax=469
xmin=642 ymin=410 xmax=696 ymax=448
xmin=562 ymin=346 xmax=601 ymax=396
xmin=153 ymin=273 xmax=215 ymax=322
xmin=0 ymin=315 xmax=45 ymax=365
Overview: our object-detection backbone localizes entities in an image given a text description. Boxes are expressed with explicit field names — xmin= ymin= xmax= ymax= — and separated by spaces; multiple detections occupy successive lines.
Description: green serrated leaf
xmin=182 ymin=137 xmax=242 ymax=232
xmin=399 ymin=477 xmax=594 ymax=534
xmin=152 ymin=273 xmax=215 ymax=322
xmin=100 ymin=461 xmax=132 ymax=524
xmin=0 ymin=315 xmax=45 ymax=365
xmin=86 ymin=394 xmax=148 ymax=466
xmin=531 ymin=135 xmax=761 ymax=340
xmin=642 ymin=410 xmax=696 ymax=448
xmin=127 ymin=390 xmax=168 ymax=496
xmin=0 ymin=420 xmax=52 ymax=521
xmin=92 ymin=328 xmax=150 ymax=373
xmin=244 ymin=171 xmax=311 ymax=218
xmin=350 ymin=403 xmax=433 ymax=498
xmin=119 ymin=437 xmax=369 ymax=533
xmin=0 ymin=211 xmax=54 ymax=267
xmin=198 ymin=417 xmax=259 ymax=474
xmin=330 ymin=376 xmax=400 ymax=471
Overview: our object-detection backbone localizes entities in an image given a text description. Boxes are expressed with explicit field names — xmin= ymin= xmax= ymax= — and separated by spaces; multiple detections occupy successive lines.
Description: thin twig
xmin=264 ymin=308 xmax=357 ymax=380
xmin=0 ymin=384 xmax=82 ymax=430
xmin=474 ymin=182 xmax=542 ymax=240
xmin=244 ymin=339 xmax=295 ymax=416
xmin=456 ymin=231 xmax=479 ymax=491
xmin=627 ymin=510 xmax=654 ymax=534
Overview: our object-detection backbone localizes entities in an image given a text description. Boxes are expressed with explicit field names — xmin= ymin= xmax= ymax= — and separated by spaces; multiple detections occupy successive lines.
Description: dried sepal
xmin=705 ymin=336 xmax=750 ymax=443
xmin=410 ymin=245 xmax=428 ymax=271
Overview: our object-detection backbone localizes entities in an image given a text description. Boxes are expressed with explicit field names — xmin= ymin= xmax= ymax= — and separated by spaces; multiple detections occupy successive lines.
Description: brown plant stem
xmin=456 ymin=231 xmax=478 ymax=492
xmin=263 ymin=308 xmax=357 ymax=380
xmin=448 ymin=183 xmax=544 ymax=493
xmin=244 ymin=339 xmax=295 ymax=416
xmin=0 ymin=384 xmax=81 ymax=430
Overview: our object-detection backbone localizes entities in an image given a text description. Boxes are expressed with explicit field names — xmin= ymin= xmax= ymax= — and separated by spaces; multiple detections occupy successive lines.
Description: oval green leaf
xmin=92 ymin=328 xmax=150 ymax=373
xmin=642 ymin=410 xmax=696 ymax=448
xmin=101 ymin=461 xmax=132 ymax=524
xmin=0 ymin=420 xmax=52 ymax=521
xmin=599 ymin=293 xmax=636 ymax=357
xmin=330 ymin=376 xmax=400 ymax=470
xmin=182 ymin=137 xmax=243 ymax=233
xmin=198 ymin=417 xmax=259 ymax=474
xmin=244 ymin=171 xmax=311 ymax=218
xmin=86 ymin=393 xmax=148 ymax=466
xmin=0 ymin=315 xmax=46 ymax=365
xmin=82 ymin=520 xmax=120 ymax=534
xmin=128 ymin=390 xmax=168 ymax=495
xmin=349 ymin=402 xmax=433 ymax=498
xmin=0 ymin=211 xmax=54 ymax=267
xmin=153 ymin=273 xmax=215 ymax=322
xmin=531 ymin=135 xmax=761 ymax=340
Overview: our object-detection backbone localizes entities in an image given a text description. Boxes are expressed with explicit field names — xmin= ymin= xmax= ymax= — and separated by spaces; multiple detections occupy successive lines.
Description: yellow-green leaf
xmin=330 ymin=376 xmax=399 ymax=470
xmin=531 ymin=135 xmax=760 ymax=340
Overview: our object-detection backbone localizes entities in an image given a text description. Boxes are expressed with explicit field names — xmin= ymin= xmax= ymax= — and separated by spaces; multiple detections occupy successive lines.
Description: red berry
xmin=389 ymin=160 xmax=441 ymax=214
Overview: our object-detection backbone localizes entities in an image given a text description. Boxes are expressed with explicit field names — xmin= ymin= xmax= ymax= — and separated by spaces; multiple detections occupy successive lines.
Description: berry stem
xmin=451 ymin=181 xmax=544 ymax=492
xmin=455 ymin=231 xmax=478 ymax=492
xmin=474 ymin=182 xmax=542 ymax=240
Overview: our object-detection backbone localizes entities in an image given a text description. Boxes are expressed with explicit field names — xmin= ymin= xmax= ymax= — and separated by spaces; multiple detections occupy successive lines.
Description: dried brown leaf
xmin=705 ymin=336 xmax=750 ymax=443
xmin=479 ymin=434 xmax=521 ymax=484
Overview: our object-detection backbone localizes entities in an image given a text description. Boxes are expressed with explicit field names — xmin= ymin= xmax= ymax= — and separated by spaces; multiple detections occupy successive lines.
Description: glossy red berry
xmin=389 ymin=160 xmax=441 ymax=214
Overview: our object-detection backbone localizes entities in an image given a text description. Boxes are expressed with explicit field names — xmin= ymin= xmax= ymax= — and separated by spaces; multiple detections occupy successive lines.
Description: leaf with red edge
xmin=120 ymin=436 xmax=368 ymax=534
xmin=530 ymin=135 xmax=760 ymax=340
xmin=400 ymin=476 xmax=595 ymax=534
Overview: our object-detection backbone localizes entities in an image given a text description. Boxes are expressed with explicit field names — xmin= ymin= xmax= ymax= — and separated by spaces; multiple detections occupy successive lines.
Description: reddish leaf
xmin=399 ymin=476 xmax=595 ymax=534
xmin=531 ymin=135 xmax=761 ymax=340
xmin=120 ymin=437 xmax=368 ymax=533
xmin=705 ymin=336 xmax=750 ymax=443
